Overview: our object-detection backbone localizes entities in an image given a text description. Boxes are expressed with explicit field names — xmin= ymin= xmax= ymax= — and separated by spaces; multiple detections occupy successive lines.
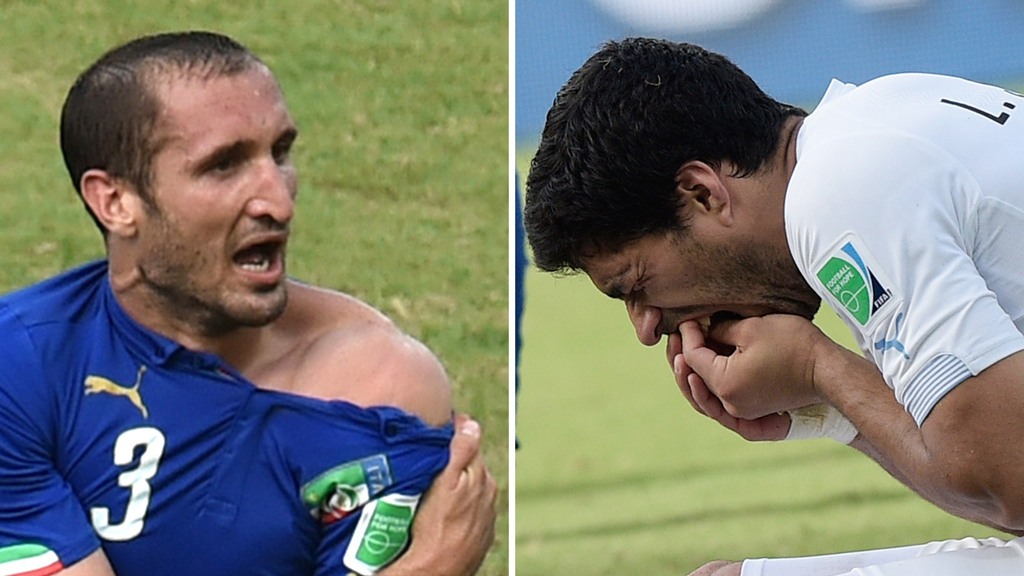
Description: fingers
xmin=689 ymin=373 xmax=724 ymax=420
xmin=458 ymin=457 xmax=498 ymax=551
xmin=734 ymin=412 xmax=791 ymax=442
xmin=667 ymin=330 xmax=706 ymax=415
xmin=706 ymin=318 xmax=746 ymax=346
xmin=403 ymin=431 xmax=497 ymax=576
xmin=690 ymin=372 xmax=751 ymax=435
xmin=684 ymin=352 xmax=787 ymax=442
xmin=446 ymin=416 xmax=482 ymax=489
xmin=674 ymin=354 xmax=702 ymax=413
xmin=482 ymin=468 xmax=499 ymax=545
xmin=447 ymin=415 xmax=495 ymax=511
xmin=666 ymin=331 xmax=682 ymax=367
xmin=689 ymin=371 xmax=731 ymax=421
xmin=484 ymin=467 xmax=499 ymax=507
xmin=679 ymin=320 xmax=705 ymax=349
xmin=459 ymin=439 xmax=488 ymax=492
xmin=680 ymin=320 xmax=723 ymax=380
xmin=459 ymin=442 xmax=498 ymax=561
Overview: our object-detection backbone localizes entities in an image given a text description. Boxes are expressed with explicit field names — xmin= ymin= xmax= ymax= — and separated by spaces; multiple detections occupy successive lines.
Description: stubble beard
xmin=684 ymin=235 xmax=822 ymax=320
xmin=139 ymin=218 xmax=289 ymax=338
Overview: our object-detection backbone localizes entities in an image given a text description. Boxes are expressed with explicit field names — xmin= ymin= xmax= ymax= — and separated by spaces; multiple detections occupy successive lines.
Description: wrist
xmin=806 ymin=327 xmax=847 ymax=402
xmin=785 ymin=403 xmax=858 ymax=444
xmin=378 ymin=543 xmax=433 ymax=576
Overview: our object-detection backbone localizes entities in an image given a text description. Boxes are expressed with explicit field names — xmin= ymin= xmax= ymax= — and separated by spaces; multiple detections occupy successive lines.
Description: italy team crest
xmin=302 ymin=454 xmax=394 ymax=525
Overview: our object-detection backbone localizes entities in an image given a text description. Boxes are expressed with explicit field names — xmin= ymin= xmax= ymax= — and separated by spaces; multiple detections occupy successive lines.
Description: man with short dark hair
xmin=0 ymin=31 xmax=496 ymax=576
xmin=526 ymin=37 xmax=1024 ymax=575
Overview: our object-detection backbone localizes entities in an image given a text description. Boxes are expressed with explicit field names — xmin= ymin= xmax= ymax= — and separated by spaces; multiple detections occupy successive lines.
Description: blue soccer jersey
xmin=0 ymin=261 xmax=452 ymax=576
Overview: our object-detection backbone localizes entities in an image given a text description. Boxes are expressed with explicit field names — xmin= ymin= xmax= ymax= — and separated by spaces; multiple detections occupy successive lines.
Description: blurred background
xmin=515 ymin=1 xmax=1024 ymax=574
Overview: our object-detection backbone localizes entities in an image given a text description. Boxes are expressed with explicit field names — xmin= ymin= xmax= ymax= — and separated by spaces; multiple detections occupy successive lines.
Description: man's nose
xmin=627 ymin=301 xmax=663 ymax=346
xmin=247 ymin=158 xmax=296 ymax=224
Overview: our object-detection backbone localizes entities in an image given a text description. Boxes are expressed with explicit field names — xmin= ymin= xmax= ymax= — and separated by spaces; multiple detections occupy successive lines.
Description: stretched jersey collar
xmin=796 ymin=78 xmax=860 ymax=161
xmin=821 ymin=78 xmax=858 ymax=104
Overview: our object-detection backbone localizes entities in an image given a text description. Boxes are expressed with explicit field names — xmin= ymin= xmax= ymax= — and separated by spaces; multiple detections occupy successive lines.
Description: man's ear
xmin=675 ymin=160 xmax=733 ymax=225
xmin=80 ymin=169 xmax=145 ymax=238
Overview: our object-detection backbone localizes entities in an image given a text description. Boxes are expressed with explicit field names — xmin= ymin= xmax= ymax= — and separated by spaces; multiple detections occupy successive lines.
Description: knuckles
xmin=715 ymin=385 xmax=766 ymax=420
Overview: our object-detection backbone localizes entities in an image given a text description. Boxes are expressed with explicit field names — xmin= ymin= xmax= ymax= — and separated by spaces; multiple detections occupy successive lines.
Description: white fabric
xmin=785 ymin=403 xmax=858 ymax=444
xmin=742 ymin=543 xmax=926 ymax=576
xmin=786 ymin=73 xmax=1024 ymax=425
xmin=741 ymin=537 xmax=1023 ymax=576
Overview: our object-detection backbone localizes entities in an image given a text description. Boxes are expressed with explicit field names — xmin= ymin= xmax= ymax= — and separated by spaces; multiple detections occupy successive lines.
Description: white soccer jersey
xmin=742 ymin=536 xmax=1024 ymax=576
xmin=786 ymin=73 xmax=1024 ymax=425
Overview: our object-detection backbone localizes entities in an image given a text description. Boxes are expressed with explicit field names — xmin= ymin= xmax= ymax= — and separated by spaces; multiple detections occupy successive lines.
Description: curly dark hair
xmin=60 ymin=31 xmax=264 ymax=234
xmin=524 ymin=37 xmax=805 ymax=273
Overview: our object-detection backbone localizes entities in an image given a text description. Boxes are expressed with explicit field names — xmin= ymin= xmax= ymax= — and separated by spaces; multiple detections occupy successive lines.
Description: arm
xmin=353 ymin=332 xmax=497 ymax=573
xmin=297 ymin=311 xmax=497 ymax=575
xmin=681 ymin=314 xmax=1024 ymax=533
xmin=58 ymin=550 xmax=116 ymax=576
xmin=665 ymin=330 xmax=792 ymax=442
xmin=378 ymin=416 xmax=498 ymax=576
xmin=0 ymin=321 xmax=104 ymax=574
xmin=814 ymin=334 xmax=1024 ymax=534
xmin=687 ymin=561 xmax=741 ymax=576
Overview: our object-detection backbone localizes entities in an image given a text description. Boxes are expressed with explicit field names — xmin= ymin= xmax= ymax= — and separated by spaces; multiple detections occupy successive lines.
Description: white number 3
xmin=90 ymin=427 xmax=166 ymax=541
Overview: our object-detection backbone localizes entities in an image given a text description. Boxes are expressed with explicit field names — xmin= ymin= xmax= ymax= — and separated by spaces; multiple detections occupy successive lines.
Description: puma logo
xmin=84 ymin=366 xmax=149 ymax=418
xmin=874 ymin=313 xmax=911 ymax=360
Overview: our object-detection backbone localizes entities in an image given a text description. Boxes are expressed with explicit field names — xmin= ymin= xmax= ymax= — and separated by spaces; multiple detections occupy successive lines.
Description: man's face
xmin=133 ymin=66 xmax=298 ymax=334
xmin=584 ymin=230 xmax=821 ymax=346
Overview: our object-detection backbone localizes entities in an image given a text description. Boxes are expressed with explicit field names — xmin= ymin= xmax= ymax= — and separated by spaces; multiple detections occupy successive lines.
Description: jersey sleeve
xmin=0 ymin=307 xmax=100 ymax=572
xmin=786 ymin=131 xmax=1024 ymax=425
xmin=312 ymin=430 xmax=451 ymax=576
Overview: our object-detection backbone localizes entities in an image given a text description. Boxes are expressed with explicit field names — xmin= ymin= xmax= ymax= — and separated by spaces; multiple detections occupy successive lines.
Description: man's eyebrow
xmin=602 ymin=266 xmax=632 ymax=300
xmin=605 ymin=284 xmax=626 ymax=300
xmin=193 ymin=140 xmax=256 ymax=174
xmin=275 ymin=126 xmax=299 ymax=147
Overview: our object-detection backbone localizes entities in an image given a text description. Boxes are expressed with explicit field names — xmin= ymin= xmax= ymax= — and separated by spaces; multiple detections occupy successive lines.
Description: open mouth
xmin=697 ymin=310 xmax=745 ymax=336
xmin=697 ymin=315 xmax=712 ymax=336
xmin=693 ymin=311 xmax=744 ymax=355
xmin=710 ymin=310 xmax=744 ymax=324
xmin=233 ymin=240 xmax=284 ymax=275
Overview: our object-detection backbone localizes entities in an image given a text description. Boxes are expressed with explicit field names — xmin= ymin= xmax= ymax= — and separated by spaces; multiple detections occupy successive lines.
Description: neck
xmin=717 ymin=115 xmax=819 ymax=316
xmin=724 ymin=115 xmax=804 ymax=250
xmin=107 ymin=256 xmax=267 ymax=366
xmin=767 ymin=116 xmax=804 ymax=243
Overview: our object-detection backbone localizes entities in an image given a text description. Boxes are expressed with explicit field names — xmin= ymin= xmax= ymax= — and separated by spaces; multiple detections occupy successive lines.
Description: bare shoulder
xmin=57 ymin=550 xmax=116 ymax=576
xmin=279 ymin=281 xmax=453 ymax=427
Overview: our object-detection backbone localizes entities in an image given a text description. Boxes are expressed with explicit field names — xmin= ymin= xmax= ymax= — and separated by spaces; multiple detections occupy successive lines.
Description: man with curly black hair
xmin=527 ymin=37 xmax=1024 ymax=575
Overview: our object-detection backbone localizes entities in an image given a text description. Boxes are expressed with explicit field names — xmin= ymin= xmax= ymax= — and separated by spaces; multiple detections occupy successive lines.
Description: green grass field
xmin=0 ymin=2 xmax=507 ymax=574
xmin=515 ymin=153 xmax=1007 ymax=575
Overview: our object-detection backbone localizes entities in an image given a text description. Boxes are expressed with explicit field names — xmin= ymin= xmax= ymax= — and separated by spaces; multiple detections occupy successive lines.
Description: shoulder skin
xmin=257 ymin=280 xmax=453 ymax=427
